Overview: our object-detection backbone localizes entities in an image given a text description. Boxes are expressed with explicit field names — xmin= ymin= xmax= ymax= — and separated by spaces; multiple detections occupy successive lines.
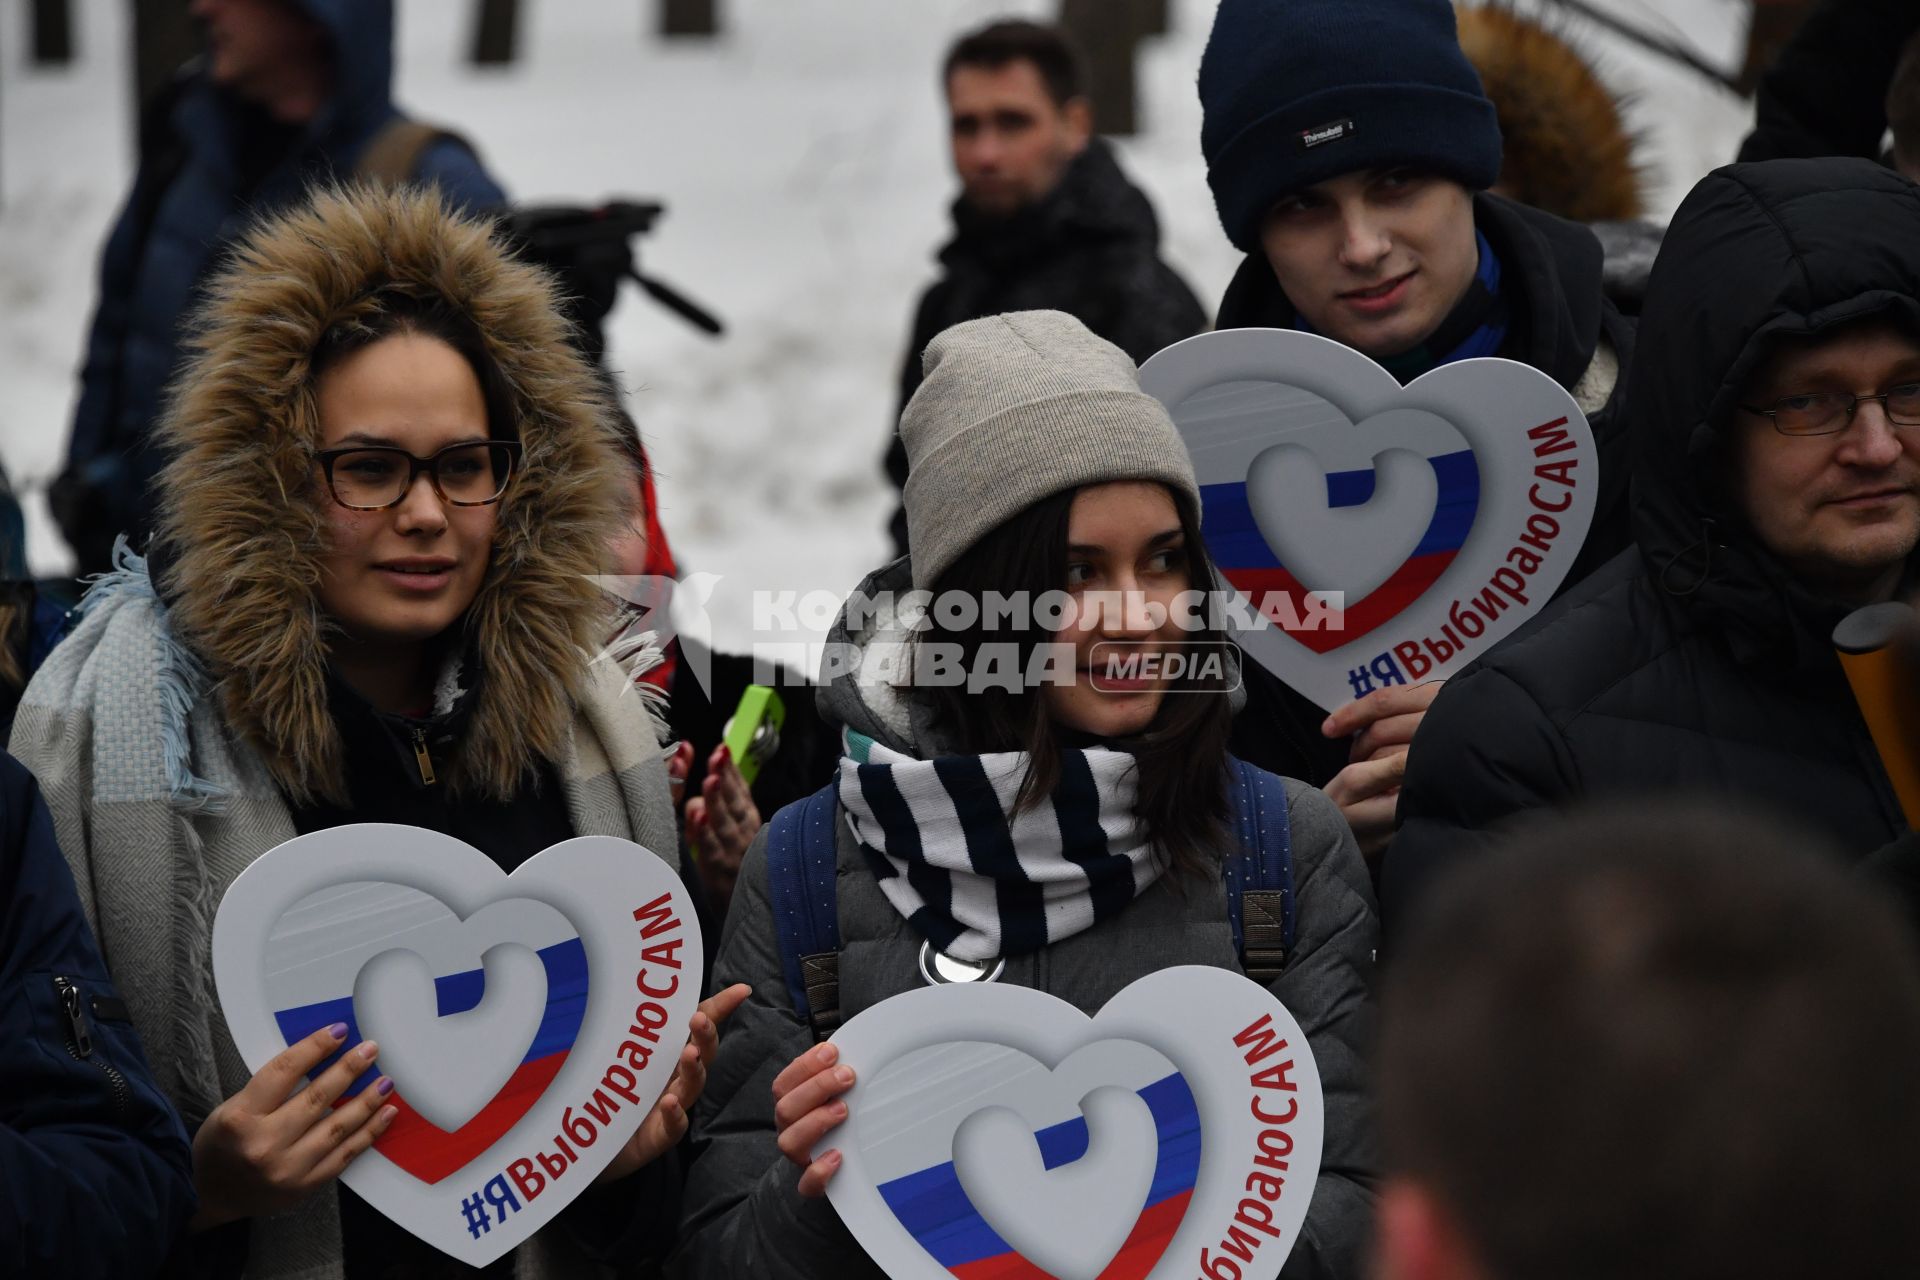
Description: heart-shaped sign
xmin=213 ymin=825 xmax=702 ymax=1266
xmin=823 ymin=966 xmax=1323 ymax=1280
xmin=1139 ymin=329 xmax=1597 ymax=712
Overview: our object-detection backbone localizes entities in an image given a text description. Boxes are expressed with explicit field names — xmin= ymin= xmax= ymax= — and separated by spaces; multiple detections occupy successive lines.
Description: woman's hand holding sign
xmin=598 ymin=982 xmax=752 ymax=1182
xmin=774 ymin=1041 xmax=857 ymax=1197
xmin=189 ymin=1023 xmax=397 ymax=1230
xmin=1321 ymin=680 xmax=1444 ymax=862
xmin=668 ymin=742 xmax=764 ymax=908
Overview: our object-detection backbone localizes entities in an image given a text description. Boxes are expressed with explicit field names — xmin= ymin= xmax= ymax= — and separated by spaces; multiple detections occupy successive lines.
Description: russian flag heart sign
xmin=1138 ymin=328 xmax=1598 ymax=712
xmin=212 ymin=824 xmax=702 ymax=1266
xmin=821 ymin=966 xmax=1323 ymax=1280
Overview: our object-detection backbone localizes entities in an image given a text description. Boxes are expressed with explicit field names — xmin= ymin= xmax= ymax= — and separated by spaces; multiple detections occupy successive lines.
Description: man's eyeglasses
xmin=1739 ymin=383 xmax=1920 ymax=436
xmin=314 ymin=441 xmax=524 ymax=511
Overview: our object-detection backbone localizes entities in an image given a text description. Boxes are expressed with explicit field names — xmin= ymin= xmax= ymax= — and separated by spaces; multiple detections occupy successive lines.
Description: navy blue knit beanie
xmin=1200 ymin=0 xmax=1503 ymax=253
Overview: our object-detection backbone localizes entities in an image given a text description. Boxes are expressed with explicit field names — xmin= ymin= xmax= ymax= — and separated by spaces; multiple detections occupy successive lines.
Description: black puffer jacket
xmin=885 ymin=140 xmax=1207 ymax=552
xmin=1384 ymin=157 xmax=1919 ymax=933
xmin=1218 ymin=192 xmax=1636 ymax=786
xmin=0 ymin=753 xmax=195 ymax=1276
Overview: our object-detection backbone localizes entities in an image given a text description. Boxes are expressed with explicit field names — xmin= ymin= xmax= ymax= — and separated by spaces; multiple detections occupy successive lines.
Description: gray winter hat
xmin=899 ymin=310 xmax=1201 ymax=591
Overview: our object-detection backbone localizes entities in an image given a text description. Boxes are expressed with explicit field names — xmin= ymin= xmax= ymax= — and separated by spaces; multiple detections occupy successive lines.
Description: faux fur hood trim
xmin=1457 ymin=4 xmax=1648 ymax=223
xmin=152 ymin=184 xmax=629 ymax=804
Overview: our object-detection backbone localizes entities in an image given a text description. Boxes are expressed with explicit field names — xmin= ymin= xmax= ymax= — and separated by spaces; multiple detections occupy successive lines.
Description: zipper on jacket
xmin=53 ymin=975 xmax=130 ymax=1120
xmin=411 ymin=727 xmax=438 ymax=786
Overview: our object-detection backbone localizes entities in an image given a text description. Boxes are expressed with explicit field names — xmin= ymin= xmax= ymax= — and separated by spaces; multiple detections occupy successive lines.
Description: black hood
xmin=943 ymin=138 xmax=1163 ymax=269
xmin=1624 ymin=158 xmax=1920 ymax=670
xmin=1215 ymin=192 xmax=1604 ymax=392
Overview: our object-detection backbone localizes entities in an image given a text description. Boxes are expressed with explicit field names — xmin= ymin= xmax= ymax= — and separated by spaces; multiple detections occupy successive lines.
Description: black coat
xmin=0 ymin=752 xmax=196 ymax=1276
xmin=1384 ymin=158 xmax=1920 ymax=935
xmin=1738 ymin=0 xmax=1920 ymax=167
xmin=886 ymin=139 xmax=1208 ymax=553
xmin=1219 ymin=193 xmax=1637 ymax=786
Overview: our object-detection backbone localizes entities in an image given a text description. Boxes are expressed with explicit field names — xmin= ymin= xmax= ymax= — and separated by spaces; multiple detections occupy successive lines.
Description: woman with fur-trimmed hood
xmin=11 ymin=185 xmax=744 ymax=1278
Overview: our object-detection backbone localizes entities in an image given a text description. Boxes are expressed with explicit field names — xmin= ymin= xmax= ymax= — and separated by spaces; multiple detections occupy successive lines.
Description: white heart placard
xmin=1139 ymin=329 xmax=1598 ymax=712
xmin=212 ymin=824 xmax=702 ymax=1266
xmin=822 ymin=966 xmax=1323 ymax=1280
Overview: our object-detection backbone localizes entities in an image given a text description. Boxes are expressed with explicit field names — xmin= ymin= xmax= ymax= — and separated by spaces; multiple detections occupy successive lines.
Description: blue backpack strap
xmin=1223 ymin=756 xmax=1297 ymax=983
xmin=765 ymin=783 xmax=844 ymax=1040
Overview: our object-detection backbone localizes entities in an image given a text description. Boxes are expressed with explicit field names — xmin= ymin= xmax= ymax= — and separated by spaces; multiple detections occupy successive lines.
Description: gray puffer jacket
xmin=671 ymin=566 xmax=1379 ymax=1278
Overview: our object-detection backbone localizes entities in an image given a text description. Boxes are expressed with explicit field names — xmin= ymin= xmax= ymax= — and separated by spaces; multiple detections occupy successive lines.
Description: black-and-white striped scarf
xmin=836 ymin=729 xmax=1165 ymax=961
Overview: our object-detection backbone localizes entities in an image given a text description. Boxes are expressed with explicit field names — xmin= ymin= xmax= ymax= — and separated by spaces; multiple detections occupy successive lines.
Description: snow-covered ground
xmin=0 ymin=0 xmax=1753 ymax=651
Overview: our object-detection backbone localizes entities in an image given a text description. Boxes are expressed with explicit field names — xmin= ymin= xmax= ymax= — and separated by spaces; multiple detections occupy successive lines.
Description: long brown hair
xmin=918 ymin=483 xmax=1234 ymax=876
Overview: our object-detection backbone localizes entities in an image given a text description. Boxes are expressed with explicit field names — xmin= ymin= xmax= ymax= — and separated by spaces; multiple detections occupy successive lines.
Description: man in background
xmin=1377 ymin=805 xmax=1920 ymax=1280
xmin=885 ymin=19 xmax=1206 ymax=555
xmin=55 ymin=0 xmax=505 ymax=574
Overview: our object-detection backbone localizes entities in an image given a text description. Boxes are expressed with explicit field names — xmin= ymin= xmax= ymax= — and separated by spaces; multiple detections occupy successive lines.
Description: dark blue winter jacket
xmin=0 ymin=752 xmax=196 ymax=1275
xmin=64 ymin=0 xmax=506 ymax=564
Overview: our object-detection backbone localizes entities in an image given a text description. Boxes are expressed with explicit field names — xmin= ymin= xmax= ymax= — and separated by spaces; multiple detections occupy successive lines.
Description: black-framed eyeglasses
xmin=314 ymin=441 xmax=523 ymax=511
xmin=1739 ymin=383 xmax=1920 ymax=436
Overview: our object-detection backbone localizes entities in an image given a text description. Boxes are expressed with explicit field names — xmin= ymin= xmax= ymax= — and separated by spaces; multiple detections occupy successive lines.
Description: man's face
xmin=1730 ymin=322 xmax=1920 ymax=603
xmin=191 ymin=0 xmax=328 ymax=104
xmin=946 ymin=59 xmax=1092 ymax=218
xmin=1258 ymin=170 xmax=1478 ymax=360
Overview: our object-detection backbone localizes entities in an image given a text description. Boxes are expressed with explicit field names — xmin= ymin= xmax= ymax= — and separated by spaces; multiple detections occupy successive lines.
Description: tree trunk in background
xmin=1058 ymin=0 xmax=1163 ymax=136
xmin=660 ymin=0 xmax=720 ymax=38
xmin=32 ymin=0 xmax=74 ymax=65
xmin=1739 ymin=0 xmax=1820 ymax=95
xmin=471 ymin=0 xmax=520 ymax=65
xmin=132 ymin=0 xmax=198 ymax=125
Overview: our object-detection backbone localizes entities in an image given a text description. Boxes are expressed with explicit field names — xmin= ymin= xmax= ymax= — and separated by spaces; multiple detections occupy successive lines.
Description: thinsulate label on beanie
xmin=1299 ymin=119 xmax=1355 ymax=148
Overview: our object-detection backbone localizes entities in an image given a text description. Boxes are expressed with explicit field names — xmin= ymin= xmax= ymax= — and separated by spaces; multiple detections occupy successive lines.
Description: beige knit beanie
xmin=899 ymin=310 xmax=1201 ymax=590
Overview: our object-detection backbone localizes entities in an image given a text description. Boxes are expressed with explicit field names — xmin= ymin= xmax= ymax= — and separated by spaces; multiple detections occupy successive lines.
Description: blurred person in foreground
xmin=1377 ymin=804 xmax=1920 ymax=1280
xmin=0 ymin=751 xmax=197 ymax=1275
xmin=55 ymin=0 xmax=505 ymax=576
xmin=1384 ymin=156 xmax=1920 ymax=933
xmin=1196 ymin=0 xmax=1635 ymax=863
xmin=883 ymin=19 xmax=1207 ymax=556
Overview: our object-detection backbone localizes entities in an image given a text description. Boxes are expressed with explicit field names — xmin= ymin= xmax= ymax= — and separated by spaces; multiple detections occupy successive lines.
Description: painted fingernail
xmin=376 ymin=1076 xmax=394 ymax=1097
xmin=835 ymin=1066 xmax=854 ymax=1086
xmin=327 ymin=1022 xmax=349 ymax=1040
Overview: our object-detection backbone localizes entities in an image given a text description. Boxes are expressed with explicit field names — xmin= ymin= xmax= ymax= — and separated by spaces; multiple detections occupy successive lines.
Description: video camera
xmin=499 ymin=200 xmax=724 ymax=363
